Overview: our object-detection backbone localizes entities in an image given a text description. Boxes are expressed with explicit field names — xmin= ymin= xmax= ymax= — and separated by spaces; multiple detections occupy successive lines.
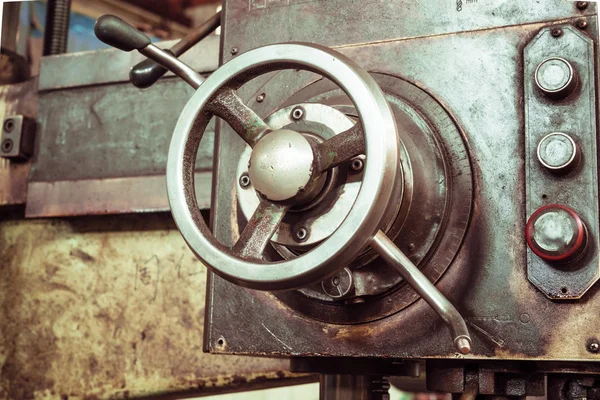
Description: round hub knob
xmin=537 ymin=132 xmax=579 ymax=173
xmin=526 ymin=204 xmax=587 ymax=262
xmin=248 ymin=129 xmax=315 ymax=202
xmin=535 ymin=57 xmax=577 ymax=99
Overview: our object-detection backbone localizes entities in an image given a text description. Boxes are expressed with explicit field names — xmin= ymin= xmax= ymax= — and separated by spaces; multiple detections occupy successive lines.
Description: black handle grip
xmin=94 ymin=15 xmax=151 ymax=52
xmin=129 ymin=51 xmax=172 ymax=89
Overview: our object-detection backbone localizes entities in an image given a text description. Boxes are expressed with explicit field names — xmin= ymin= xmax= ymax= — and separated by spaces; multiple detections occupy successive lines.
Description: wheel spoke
xmin=208 ymin=87 xmax=270 ymax=147
xmin=316 ymin=122 xmax=365 ymax=172
xmin=232 ymin=201 xmax=289 ymax=260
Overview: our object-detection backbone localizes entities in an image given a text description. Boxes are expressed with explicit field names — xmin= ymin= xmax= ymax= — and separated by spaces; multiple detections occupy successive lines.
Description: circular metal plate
xmin=250 ymin=73 xmax=473 ymax=323
xmin=237 ymin=103 xmax=361 ymax=246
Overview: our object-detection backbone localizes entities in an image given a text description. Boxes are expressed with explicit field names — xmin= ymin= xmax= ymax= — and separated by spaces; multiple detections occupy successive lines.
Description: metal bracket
xmin=524 ymin=25 xmax=599 ymax=299
xmin=1 ymin=115 xmax=35 ymax=160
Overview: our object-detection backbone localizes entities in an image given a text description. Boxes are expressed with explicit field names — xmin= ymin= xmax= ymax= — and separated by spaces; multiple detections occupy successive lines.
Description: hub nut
xmin=321 ymin=268 xmax=354 ymax=299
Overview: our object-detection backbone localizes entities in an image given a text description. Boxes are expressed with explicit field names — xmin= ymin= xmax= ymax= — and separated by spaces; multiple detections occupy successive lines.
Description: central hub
xmin=248 ymin=129 xmax=316 ymax=202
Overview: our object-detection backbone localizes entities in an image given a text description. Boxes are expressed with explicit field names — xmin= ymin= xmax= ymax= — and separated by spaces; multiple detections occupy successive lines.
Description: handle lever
xmin=371 ymin=230 xmax=472 ymax=354
xmin=130 ymin=10 xmax=221 ymax=89
xmin=94 ymin=14 xmax=205 ymax=90
xmin=94 ymin=15 xmax=151 ymax=52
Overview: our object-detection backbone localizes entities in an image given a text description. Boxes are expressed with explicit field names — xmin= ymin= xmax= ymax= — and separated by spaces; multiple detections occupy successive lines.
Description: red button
xmin=526 ymin=204 xmax=587 ymax=262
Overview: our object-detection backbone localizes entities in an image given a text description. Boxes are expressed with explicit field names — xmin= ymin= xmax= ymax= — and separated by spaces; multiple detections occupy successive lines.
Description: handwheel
xmin=94 ymin=15 xmax=472 ymax=354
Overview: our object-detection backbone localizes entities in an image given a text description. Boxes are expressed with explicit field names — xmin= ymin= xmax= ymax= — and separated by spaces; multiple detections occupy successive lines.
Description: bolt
xmin=577 ymin=1 xmax=589 ymax=10
xmin=551 ymin=28 xmax=563 ymax=38
xmin=350 ymin=157 xmax=364 ymax=173
xmin=256 ymin=93 xmax=266 ymax=103
xmin=294 ymin=227 xmax=309 ymax=242
xmin=291 ymin=106 xmax=305 ymax=121
xmin=2 ymin=139 xmax=13 ymax=153
xmin=230 ymin=47 xmax=239 ymax=55
xmin=321 ymin=268 xmax=354 ymax=299
xmin=239 ymin=173 xmax=251 ymax=188
xmin=577 ymin=20 xmax=588 ymax=29
xmin=3 ymin=119 xmax=15 ymax=133
xmin=589 ymin=342 xmax=599 ymax=353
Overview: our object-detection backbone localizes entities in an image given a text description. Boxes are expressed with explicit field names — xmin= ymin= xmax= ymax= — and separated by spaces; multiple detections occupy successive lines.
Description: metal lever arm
xmin=130 ymin=11 xmax=221 ymax=89
xmin=94 ymin=15 xmax=205 ymax=89
xmin=370 ymin=230 xmax=472 ymax=354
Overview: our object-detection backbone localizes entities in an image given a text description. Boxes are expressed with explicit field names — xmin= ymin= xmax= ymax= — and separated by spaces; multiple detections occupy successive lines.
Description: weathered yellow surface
xmin=0 ymin=214 xmax=299 ymax=399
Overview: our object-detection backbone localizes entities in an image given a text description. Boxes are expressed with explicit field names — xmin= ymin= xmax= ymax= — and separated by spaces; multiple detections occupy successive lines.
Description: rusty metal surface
xmin=0 ymin=213 xmax=310 ymax=399
xmin=208 ymin=0 xmax=600 ymax=361
xmin=0 ymin=79 xmax=37 ymax=207
xmin=28 ymin=76 xmax=215 ymax=217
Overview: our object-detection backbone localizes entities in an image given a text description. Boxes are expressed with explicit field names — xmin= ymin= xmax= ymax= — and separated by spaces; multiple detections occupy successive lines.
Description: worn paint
xmin=0 ymin=213 xmax=308 ymax=399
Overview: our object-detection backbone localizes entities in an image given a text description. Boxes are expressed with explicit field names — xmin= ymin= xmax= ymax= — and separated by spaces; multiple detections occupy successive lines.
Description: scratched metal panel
xmin=31 ymin=78 xmax=214 ymax=182
xmin=0 ymin=214 xmax=310 ymax=399
xmin=221 ymin=0 xmax=595 ymax=57
xmin=209 ymin=1 xmax=600 ymax=361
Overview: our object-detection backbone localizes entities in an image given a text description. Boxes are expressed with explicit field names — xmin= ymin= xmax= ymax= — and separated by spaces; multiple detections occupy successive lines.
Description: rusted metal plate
xmin=209 ymin=0 xmax=600 ymax=362
xmin=26 ymin=172 xmax=212 ymax=218
xmin=0 ymin=79 xmax=37 ymax=207
xmin=0 ymin=214 xmax=310 ymax=399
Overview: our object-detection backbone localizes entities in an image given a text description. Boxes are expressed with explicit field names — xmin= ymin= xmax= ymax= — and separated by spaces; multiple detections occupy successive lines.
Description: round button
xmin=535 ymin=57 xmax=577 ymax=99
xmin=537 ymin=132 xmax=579 ymax=173
xmin=526 ymin=204 xmax=587 ymax=262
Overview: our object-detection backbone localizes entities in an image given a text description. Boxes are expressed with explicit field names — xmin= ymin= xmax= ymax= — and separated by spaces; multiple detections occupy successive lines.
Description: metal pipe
xmin=370 ymin=230 xmax=472 ymax=354
xmin=43 ymin=0 xmax=71 ymax=55
xmin=139 ymin=44 xmax=205 ymax=90
xmin=320 ymin=375 xmax=390 ymax=400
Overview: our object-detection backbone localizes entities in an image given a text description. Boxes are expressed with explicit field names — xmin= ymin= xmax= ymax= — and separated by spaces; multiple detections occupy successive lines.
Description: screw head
xmin=239 ymin=173 xmax=251 ymax=188
xmin=350 ymin=157 xmax=364 ymax=173
xmin=291 ymin=106 xmax=305 ymax=121
xmin=589 ymin=342 xmax=599 ymax=353
xmin=3 ymin=119 xmax=15 ymax=133
xmin=2 ymin=139 xmax=13 ymax=153
xmin=256 ymin=93 xmax=266 ymax=103
xmin=551 ymin=28 xmax=563 ymax=38
xmin=294 ymin=227 xmax=308 ymax=242
xmin=230 ymin=47 xmax=239 ymax=55
xmin=577 ymin=1 xmax=589 ymax=10
xmin=577 ymin=20 xmax=588 ymax=29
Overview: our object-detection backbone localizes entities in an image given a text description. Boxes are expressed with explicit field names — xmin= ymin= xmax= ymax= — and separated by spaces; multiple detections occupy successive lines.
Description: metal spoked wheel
xmin=167 ymin=43 xmax=400 ymax=291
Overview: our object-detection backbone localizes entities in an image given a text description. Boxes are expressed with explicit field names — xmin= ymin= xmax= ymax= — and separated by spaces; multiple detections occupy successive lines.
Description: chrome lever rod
xmin=370 ymin=230 xmax=472 ymax=354
xmin=94 ymin=15 xmax=205 ymax=90
xmin=139 ymin=44 xmax=205 ymax=89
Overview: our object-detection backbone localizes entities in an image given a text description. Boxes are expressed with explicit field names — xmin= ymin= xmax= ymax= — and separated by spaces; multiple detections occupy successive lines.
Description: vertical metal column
xmin=43 ymin=0 xmax=71 ymax=55
xmin=320 ymin=375 xmax=390 ymax=400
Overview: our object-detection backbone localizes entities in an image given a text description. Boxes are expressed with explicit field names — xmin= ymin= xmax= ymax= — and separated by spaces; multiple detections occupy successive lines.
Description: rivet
xmin=577 ymin=1 xmax=589 ymax=10
xmin=256 ymin=93 xmax=266 ymax=103
xmin=577 ymin=20 xmax=588 ymax=30
xmin=350 ymin=157 xmax=364 ymax=173
xmin=230 ymin=47 xmax=239 ymax=55
xmin=239 ymin=173 xmax=251 ymax=188
xmin=291 ymin=106 xmax=305 ymax=121
xmin=551 ymin=28 xmax=563 ymax=38
xmin=589 ymin=341 xmax=599 ymax=353
xmin=294 ymin=227 xmax=309 ymax=242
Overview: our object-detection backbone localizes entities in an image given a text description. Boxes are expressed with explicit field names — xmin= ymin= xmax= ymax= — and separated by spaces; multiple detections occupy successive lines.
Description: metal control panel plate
xmin=208 ymin=1 xmax=600 ymax=361
xmin=524 ymin=25 xmax=599 ymax=299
